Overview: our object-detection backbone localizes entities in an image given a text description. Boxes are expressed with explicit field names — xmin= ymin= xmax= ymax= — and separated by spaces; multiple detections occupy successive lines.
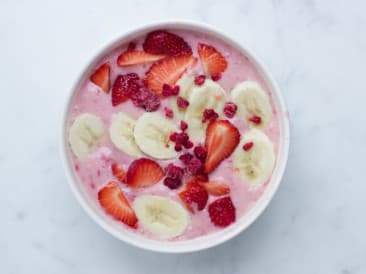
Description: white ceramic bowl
xmin=60 ymin=20 xmax=290 ymax=253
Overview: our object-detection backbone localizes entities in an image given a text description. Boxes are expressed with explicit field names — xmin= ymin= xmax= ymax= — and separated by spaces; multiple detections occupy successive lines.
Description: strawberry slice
xmin=143 ymin=30 xmax=192 ymax=56
xmin=117 ymin=51 xmax=165 ymax=67
xmin=111 ymin=73 xmax=140 ymax=106
xmin=145 ymin=55 xmax=197 ymax=96
xmin=198 ymin=43 xmax=228 ymax=76
xmin=90 ymin=63 xmax=110 ymax=93
xmin=98 ymin=181 xmax=137 ymax=228
xmin=111 ymin=163 xmax=126 ymax=183
xmin=178 ymin=181 xmax=208 ymax=212
xmin=202 ymin=181 xmax=230 ymax=196
xmin=204 ymin=120 xmax=240 ymax=173
xmin=208 ymin=197 xmax=236 ymax=227
xmin=126 ymin=158 xmax=165 ymax=188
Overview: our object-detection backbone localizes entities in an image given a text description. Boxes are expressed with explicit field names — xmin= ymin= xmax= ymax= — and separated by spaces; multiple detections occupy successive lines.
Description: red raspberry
xmin=184 ymin=140 xmax=194 ymax=149
xmin=243 ymin=142 xmax=254 ymax=151
xmin=186 ymin=157 xmax=203 ymax=175
xmin=165 ymin=164 xmax=184 ymax=179
xmin=176 ymin=132 xmax=189 ymax=146
xmin=249 ymin=115 xmax=262 ymax=125
xmin=194 ymin=75 xmax=206 ymax=86
xmin=177 ymin=96 xmax=189 ymax=109
xmin=175 ymin=144 xmax=182 ymax=152
xmin=208 ymin=197 xmax=236 ymax=227
xmin=202 ymin=109 xmax=219 ymax=123
xmin=180 ymin=120 xmax=188 ymax=131
xmin=163 ymin=177 xmax=182 ymax=189
xmin=223 ymin=102 xmax=237 ymax=118
xmin=179 ymin=153 xmax=193 ymax=164
xmin=171 ymin=85 xmax=180 ymax=96
xmin=164 ymin=107 xmax=174 ymax=118
xmin=130 ymin=86 xmax=161 ymax=112
xmin=127 ymin=42 xmax=137 ymax=51
xmin=194 ymin=145 xmax=207 ymax=160
xmin=169 ymin=132 xmax=178 ymax=142
xmin=211 ymin=72 xmax=222 ymax=81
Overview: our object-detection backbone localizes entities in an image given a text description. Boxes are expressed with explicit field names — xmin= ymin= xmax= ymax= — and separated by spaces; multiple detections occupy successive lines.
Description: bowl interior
xmin=61 ymin=21 xmax=290 ymax=253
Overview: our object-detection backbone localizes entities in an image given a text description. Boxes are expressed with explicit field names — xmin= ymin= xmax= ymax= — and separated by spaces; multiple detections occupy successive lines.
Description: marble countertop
xmin=1 ymin=0 xmax=365 ymax=273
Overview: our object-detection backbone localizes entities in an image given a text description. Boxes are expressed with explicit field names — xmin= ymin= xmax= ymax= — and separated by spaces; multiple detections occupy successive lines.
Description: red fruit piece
xmin=194 ymin=75 xmax=206 ymax=86
xmin=90 ymin=63 xmax=110 ymax=93
xmin=98 ymin=181 xmax=137 ymax=228
xmin=117 ymin=51 xmax=165 ymax=67
xmin=180 ymin=120 xmax=188 ymax=131
xmin=186 ymin=157 xmax=204 ymax=175
xmin=143 ymin=30 xmax=192 ymax=56
xmin=179 ymin=153 xmax=193 ymax=165
xmin=111 ymin=73 xmax=140 ymax=106
xmin=194 ymin=145 xmax=207 ymax=160
xmin=249 ymin=115 xmax=262 ymax=125
xmin=145 ymin=55 xmax=197 ymax=96
xmin=204 ymin=120 xmax=240 ymax=173
xmin=130 ymin=86 xmax=161 ymax=112
xmin=243 ymin=142 xmax=254 ymax=151
xmin=164 ymin=107 xmax=174 ymax=118
xmin=208 ymin=197 xmax=236 ymax=227
xmin=165 ymin=164 xmax=184 ymax=179
xmin=126 ymin=158 xmax=165 ymax=188
xmin=190 ymin=173 xmax=209 ymax=183
xmin=178 ymin=181 xmax=208 ymax=212
xmin=162 ymin=84 xmax=180 ymax=97
xmin=163 ymin=177 xmax=182 ymax=190
xmin=211 ymin=72 xmax=222 ymax=81
xmin=184 ymin=140 xmax=194 ymax=149
xmin=223 ymin=102 xmax=237 ymax=118
xmin=198 ymin=43 xmax=228 ymax=76
xmin=177 ymin=96 xmax=189 ymax=109
xmin=202 ymin=109 xmax=219 ymax=123
xmin=202 ymin=181 xmax=230 ymax=196
xmin=111 ymin=163 xmax=126 ymax=183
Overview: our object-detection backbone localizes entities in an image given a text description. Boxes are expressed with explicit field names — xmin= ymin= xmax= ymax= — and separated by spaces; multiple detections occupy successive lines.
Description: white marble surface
xmin=1 ymin=0 xmax=365 ymax=273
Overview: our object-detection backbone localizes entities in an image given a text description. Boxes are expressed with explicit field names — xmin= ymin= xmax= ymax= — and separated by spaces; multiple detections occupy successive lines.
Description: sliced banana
xmin=109 ymin=112 xmax=142 ymax=156
xmin=68 ymin=113 xmax=104 ymax=159
xmin=184 ymin=79 xmax=226 ymax=141
xmin=233 ymin=129 xmax=275 ymax=186
xmin=134 ymin=113 xmax=178 ymax=159
xmin=231 ymin=81 xmax=272 ymax=128
xmin=133 ymin=195 xmax=190 ymax=239
xmin=170 ymin=75 xmax=195 ymax=120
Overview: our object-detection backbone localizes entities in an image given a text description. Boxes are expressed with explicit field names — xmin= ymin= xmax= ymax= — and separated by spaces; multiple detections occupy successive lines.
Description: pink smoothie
xmin=67 ymin=29 xmax=281 ymax=241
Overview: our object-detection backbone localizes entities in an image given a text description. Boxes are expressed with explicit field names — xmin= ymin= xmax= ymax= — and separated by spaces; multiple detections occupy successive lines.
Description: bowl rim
xmin=60 ymin=19 xmax=290 ymax=253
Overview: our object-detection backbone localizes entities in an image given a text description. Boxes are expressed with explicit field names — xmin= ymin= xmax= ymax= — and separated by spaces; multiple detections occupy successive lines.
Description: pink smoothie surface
xmin=67 ymin=29 xmax=281 ymax=241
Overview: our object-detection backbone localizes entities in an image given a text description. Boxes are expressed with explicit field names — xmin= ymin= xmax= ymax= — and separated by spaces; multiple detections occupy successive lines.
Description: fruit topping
xmin=208 ymin=197 xmax=236 ymax=227
xmin=90 ymin=63 xmax=110 ymax=93
xmin=178 ymin=181 xmax=208 ymax=212
xmin=223 ymin=102 xmax=237 ymax=118
xmin=198 ymin=43 xmax=228 ymax=76
xmin=126 ymin=158 xmax=165 ymax=188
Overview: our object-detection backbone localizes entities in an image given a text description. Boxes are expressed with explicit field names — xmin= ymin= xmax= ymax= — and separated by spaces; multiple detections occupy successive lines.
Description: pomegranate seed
xmin=249 ymin=115 xmax=262 ymax=124
xmin=184 ymin=140 xmax=194 ymax=149
xmin=194 ymin=75 xmax=206 ymax=86
xmin=211 ymin=73 xmax=222 ymax=81
xmin=164 ymin=177 xmax=182 ymax=189
xmin=164 ymin=107 xmax=174 ymax=118
xmin=175 ymin=144 xmax=182 ymax=152
xmin=243 ymin=142 xmax=254 ymax=151
xmin=224 ymin=102 xmax=237 ymax=118
xmin=194 ymin=146 xmax=207 ymax=160
xmin=180 ymin=120 xmax=188 ymax=131
xmin=177 ymin=96 xmax=189 ymax=109
xmin=179 ymin=153 xmax=193 ymax=164
xmin=202 ymin=109 xmax=219 ymax=123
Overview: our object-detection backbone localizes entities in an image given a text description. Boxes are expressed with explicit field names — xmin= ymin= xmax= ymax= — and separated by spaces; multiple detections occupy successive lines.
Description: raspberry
xmin=211 ymin=72 xmax=222 ymax=81
xmin=164 ymin=107 xmax=174 ymax=118
xmin=243 ymin=142 xmax=254 ymax=151
xmin=172 ymin=85 xmax=180 ymax=96
xmin=202 ymin=109 xmax=219 ymax=123
xmin=176 ymin=132 xmax=189 ymax=146
xmin=162 ymin=84 xmax=179 ymax=97
xmin=127 ymin=42 xmax=137 ymax=51
xmin=180 ymin=120 xmax=188 ymax=131
xmin=186 ymin=157 xmax=203 ymax=175
xmin=130 ymin=86 xmax=160 ymax=112
xmin=169 ymin=132 xmax=178 ymax=142
xmin=223 ymin=102 xmax=237 ymax=118
xmin=194 ymin=145 xmax=207 ymax=160
xmin=165 ymin=164 xmax=184 ymax=179
xmin=164 ymin=177 xmax=182 ymax=189
xmin=194 ymin=75 xmax=206 ymax=86
xmin=175 ymin=144 xmax=182 ymax=152
xmin=249 ymin=115 xmax=262 ymax=125
xmin=179 ymin=153 xmax=193 ymax=164
xmin=208 ymin=197 xmax=236 ymax=227
xmin=144 ymin=92 xmax=161 ymax=112
xmin=177 ymin=96 xmax=189 ymax=109
xmin=184 ymin=140 xmax=194 ymax=149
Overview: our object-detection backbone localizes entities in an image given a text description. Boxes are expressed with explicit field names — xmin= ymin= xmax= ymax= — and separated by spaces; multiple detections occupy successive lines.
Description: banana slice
xmin=134 ymin=113 xmax=178 ymax=159
xmin=68 ymin=113 xmax=104 ymax=159
xmin=109 ymin=112 xmax=142 ymax=156
xmin=170 ymin=75 xmax=195 ymax=119
xmin=233 ymin=129 xmax=275 ymax=186
xmin=184 ymin=79 xmax=226 ymax=141
xmin=231 ymin=81 xmax=272 ymax=128
xmin=133 ymin=195 xmax=190 ymax=239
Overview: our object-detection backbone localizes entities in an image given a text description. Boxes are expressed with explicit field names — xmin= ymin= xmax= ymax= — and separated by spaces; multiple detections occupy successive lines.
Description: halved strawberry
xmin=126 ymin=158 xmax=165 ymax=188
xmin=145 ymin=55 xmax=197 ymax=96
xmin=90 ymin=63 xmax=110 ymax=93
xmin=197 ymin=43 xmax=228 ymax=76
xmin=178 ymin=181 xmax=208 ymax=212
xmin=202 ymin=181 xmax=230 ymax=196
xmin=98 ymin=181 xmax=137 ymax=228
xmin=204 ymin=120 xmax=240 ymax=173
xmin=117 ymin=51 xmax=165 ymax=67
xmin=111 ymin=163 xmax=126 ymax=183
xmin=143 ymin=30 xmax=192 ymax=56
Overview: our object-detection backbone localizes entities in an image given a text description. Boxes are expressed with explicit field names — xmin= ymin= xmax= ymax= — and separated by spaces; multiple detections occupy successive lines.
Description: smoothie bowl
xmin=61 ymin=21 xmax=290 ymax=253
